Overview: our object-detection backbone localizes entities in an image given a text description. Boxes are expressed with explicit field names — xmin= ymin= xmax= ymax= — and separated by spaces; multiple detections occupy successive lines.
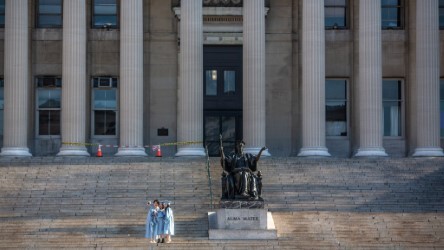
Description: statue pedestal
xmin=208 ymin=207 xmax=277 ymax=240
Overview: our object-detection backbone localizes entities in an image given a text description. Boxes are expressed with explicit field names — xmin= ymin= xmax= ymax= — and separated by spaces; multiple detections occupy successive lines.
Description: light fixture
xmin=212 ymin=70 xmax=217 ymax=81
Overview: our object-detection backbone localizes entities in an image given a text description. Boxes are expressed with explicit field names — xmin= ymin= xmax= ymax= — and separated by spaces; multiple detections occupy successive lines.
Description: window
xmin=206 ymin=70 xmax=217 ymax=96
xmin=326 ymin=80 xmax=347 ymax=136
xmin=325 ymin=0 xmax=347 ymax=29
xmin=440 ymin=80 xmax=444 ymax=137
xmin=37 ymin=0 xmax=63 ymax=28
xmin=92 ymin=0 xmax=118 ymax=29
xmin=383 ymin=80 xmax=402 ymax=137
xmin=440 ymin=0 xmax=444 ymax=29
xmin=92 ymin=77 xmax=118 ymax=136
xmin=0 ymin=79 xmax=4 ymax=138
xmin=381 ymin=0 xmax=403 ymax=29
xmin=36 ymin=77 xmax=61 ymax=136
xmin=0 ymin=0 xmax=5 ymax=28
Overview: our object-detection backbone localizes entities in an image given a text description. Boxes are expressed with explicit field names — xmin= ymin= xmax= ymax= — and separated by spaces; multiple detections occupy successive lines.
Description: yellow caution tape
xmin=62 ymin=141 xmax=203 ymax=148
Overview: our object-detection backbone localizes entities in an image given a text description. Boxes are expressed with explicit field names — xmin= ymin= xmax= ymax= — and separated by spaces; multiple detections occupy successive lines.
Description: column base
xmin=0 ymin=147 xmax=32 ymax=157
xmin=244 ymin=147 xmax=271 ymax=157
xmin=354 ymin=148 xmax=388 ymax=157
xmin=175 ymin=147 xmax=206 ymax=157
xmin=298 ymin=147 xmax=330 ymax=157
xmin=57 ymin=146 xmax=90 ymax=156
xmin=412 ymin=147 xmax=444 ymax=157
xmin=115 ymin=147 xmax=147 ymax=157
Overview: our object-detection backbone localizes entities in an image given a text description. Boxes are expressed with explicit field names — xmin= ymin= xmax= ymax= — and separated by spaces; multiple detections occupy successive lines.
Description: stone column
xmin=115 ymin=0 xmax=146 ymax=156
xmin=176 ymin=0 xmax=205 ymax=156
xmin=0 ymin=0 xmax=32 ymax=157
xmin=243 ymin=0 xmax=270 ymax=156
xmin=57 ymin=0 xmax=89 ymax=156
xmin=298 ymin=0 xmax=330 ymax=157
xmin=354 ymin=0 xmax=387 ymax=157
xmin=412 ymin=0 xmax=444 ymax=157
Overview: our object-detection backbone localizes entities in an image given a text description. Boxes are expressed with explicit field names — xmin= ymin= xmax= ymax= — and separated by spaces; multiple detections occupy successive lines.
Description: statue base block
xmin=208 ymin=209 xmax=277 ymax=240
xmin=220 ymin=200 xmax=264 ymax=209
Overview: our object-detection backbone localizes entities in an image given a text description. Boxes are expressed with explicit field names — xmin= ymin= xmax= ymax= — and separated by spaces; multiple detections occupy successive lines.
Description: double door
xmin=203 ymin=46 xmax=242 ymax=156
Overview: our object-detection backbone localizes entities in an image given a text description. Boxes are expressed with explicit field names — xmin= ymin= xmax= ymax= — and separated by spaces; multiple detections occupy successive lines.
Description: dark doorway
xmin=204 ymin=46 xmax=242 ymax=156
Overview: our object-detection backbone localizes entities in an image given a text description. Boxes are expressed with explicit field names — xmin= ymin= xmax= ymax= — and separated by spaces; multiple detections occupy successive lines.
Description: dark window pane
xmin=112 ymin=78 xmax=118 ymax=88
xmin=0 ymin=110 xmax=3 ymax=136
xmin=382 ymin=0 xmax=400 ymax=5
xmin=440 ymin=81 xmax=444 ymax=100
xmin=325 ymin=0 xmax=346 ymax=5
xmin=0 ymin=0 xmax=4 ymax=27
xmin=94 ymin=5 xmax=117 ymax=15
xmin=441 ymin=81 xmax=444 ymax=137
xmin=224 ymin=71 xmax=236 ymax=95
xmin=206 ymin=70 xmax=217 ymax=96
xmin=325 ymin=9 xmax=346 ymax=27
xmin=221 ymin=116 xmax=236 ymax=141
xmin=205 ymin=116 xmax=219 ymax=141
xmin=441 ymin=101 xmax=444 ymax=137
xmin=39 ymin=4 xmax=62 ymax=14
xmin=326 ymin=80 xmax=346 ymax=99
xmin=40 ymin=0 xmax=62 ymax=5
xmin=326 ymin=101 xmax=347 ymax=136
xmin=38 ymin=89 xmax=61 ymax=109
xmin=94 ymin=89 xmax=117 ymax=109
xmin=0 ymin=0 xmax=4 ymax=13
xmin=326 ymin=80 xmax=347 ymax=136
xmin=383 ymin=80 xmax=401 ymax=100
xmin=440 ymin=8 xmax=444 ymax=28
xmin=0 ymin=87 xmax=3 ymax=109
xmin=39 ymin=110 xmax=60 ymax=135
xmin=38 ymin=15 xmax=62 ymax=27
xmin=95 ymin=0 xmax=117 ymax=5
xmin=93 ymin=15 xmax=117 ymax=27
xmin=94 ymin=110 xmax=116 ymax=135
xmin=383 ymin=101 xmax=401 ymax=136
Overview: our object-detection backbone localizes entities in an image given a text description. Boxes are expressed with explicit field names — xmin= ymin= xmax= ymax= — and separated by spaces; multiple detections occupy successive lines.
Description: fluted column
xmin=176 ymin=0 xmax=205 ymax=156
xmin=354 ymin=0 xmax=387 ymax=157
xmin=412 ymin=0 xmax=444 ymax=157
xmin=58 ymin=0 xmax=89 ymax=156
xmin=115 ymin=0 xmax=146 ymax=156
xmin=298 ymin=0 xmax=330 ymax=157
xmin=243 ymin=0 xmax=270 ymax=156
xmin=0 ymin=0 xmax=32 ymax=157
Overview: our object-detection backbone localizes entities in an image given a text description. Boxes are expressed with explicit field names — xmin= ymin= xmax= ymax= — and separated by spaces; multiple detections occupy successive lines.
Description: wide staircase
xmin=0 ymin=157 xmax=443 ymax=249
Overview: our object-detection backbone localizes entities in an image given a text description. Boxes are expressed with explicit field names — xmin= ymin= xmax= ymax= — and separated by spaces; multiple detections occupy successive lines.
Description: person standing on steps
xmin=145 ymin=199 xmax=159 ymax=243
xmin=163 ymin=201 xmax=175 ymax=243
xmin=156 ymin=202 xmax=166 ymax=243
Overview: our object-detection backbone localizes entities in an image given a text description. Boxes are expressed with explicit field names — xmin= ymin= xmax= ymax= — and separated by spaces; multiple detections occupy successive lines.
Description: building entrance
xmin=203 ymin=46 xmax=242 ymax=156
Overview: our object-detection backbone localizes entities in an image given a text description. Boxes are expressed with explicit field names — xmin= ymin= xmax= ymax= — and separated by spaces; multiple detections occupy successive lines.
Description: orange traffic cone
xmin=97 ymin=144 xmax=103 ymax=157
xmin=155 ymin=146 xmax=162 ymax=157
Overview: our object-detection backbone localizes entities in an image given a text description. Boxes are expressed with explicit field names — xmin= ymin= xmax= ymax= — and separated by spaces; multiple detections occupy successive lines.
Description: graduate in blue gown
xmin=145 ymin=199 xmax=159 ymax=243
xmin=156 ymin=202 xmax=166 ymax=243
xmin=163 ymin=202 xmax=175 ymax=243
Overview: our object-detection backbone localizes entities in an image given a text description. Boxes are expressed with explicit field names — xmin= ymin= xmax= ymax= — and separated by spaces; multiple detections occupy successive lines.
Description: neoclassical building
xmin=0 ymin=0 xmax=443 ymax=157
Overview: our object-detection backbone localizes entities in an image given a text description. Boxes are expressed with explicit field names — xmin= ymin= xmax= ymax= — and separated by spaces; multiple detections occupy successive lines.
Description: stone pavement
xmin=0 ymin=157 xmax=443 ymax=249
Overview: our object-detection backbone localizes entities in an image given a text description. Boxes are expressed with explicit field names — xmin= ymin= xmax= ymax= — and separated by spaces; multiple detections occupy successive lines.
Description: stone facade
xmin=0 ymin=0 xmax=443 ymax=157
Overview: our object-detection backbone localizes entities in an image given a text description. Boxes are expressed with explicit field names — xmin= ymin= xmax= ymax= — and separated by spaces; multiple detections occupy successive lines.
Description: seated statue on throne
xmin=220 ymin=138 xmax=267 ymax=201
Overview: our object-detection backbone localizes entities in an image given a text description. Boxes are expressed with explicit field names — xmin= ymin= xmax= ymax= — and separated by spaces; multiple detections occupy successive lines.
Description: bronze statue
xmin=220 ymin=136 xmax=267 ymax=201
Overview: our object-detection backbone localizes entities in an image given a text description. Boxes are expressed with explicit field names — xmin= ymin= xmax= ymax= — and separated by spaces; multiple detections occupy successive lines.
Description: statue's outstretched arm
xmin=255 ymin=147 xmax=268 ymax=162
xmin=220 ymin=134 xmax=226 ymax=167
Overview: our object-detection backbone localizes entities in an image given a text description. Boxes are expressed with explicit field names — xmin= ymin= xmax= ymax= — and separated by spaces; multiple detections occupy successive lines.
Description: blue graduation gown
xmin=163 ymin=207 xmax=175 ymax=235
xmin=145 ymin=206 xmax=158 ymax=239
xmin=157 ymin=209 xmax=165 ymax=236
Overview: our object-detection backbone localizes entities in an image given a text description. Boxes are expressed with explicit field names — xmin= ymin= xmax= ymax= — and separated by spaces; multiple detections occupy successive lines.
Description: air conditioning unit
xmin=98 ymin=77 xmax=113 ymax=88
